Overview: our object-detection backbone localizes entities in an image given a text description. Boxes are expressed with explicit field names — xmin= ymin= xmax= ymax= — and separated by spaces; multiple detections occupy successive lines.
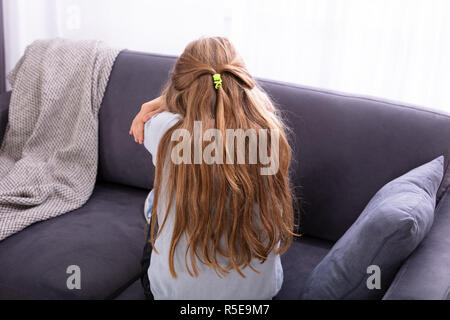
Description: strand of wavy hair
xmin=148 ymin=37 xmax=299 ymax=279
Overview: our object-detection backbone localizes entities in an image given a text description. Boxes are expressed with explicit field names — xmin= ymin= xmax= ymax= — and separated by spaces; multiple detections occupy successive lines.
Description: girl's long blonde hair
xmin=149 ymin=37 xmax=298 ymax=278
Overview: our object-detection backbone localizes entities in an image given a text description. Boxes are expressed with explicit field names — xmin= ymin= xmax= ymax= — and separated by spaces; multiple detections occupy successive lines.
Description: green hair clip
xmin=212 ymin=73 xmax=222 ymax=89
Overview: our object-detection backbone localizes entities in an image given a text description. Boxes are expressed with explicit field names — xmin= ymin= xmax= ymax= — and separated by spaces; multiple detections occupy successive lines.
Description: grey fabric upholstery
xmin=115 ymin=236 xmax=333 ymax=300
xmin=0 ymin=182 xmax=147 ymax=299
xmin=0 ymin=39 xmax=120 ymax=241
xmin=115 ymin=279 xmax=146 ymax=300
xmin=0 ymin=91 xmax=9 ymax=142
xmin=0 ymin=1 xmax=5 ymax=94
xmin=383 ymin=187 xmax=450 ymax=300
xmin=302 ymin=156 xmax=444 ymax=300
xmin=98 ymin=52 xmax=177 ymax=190
xmin=275 ymin=237 xmax=332 ymax=299
xmin=98 ymin=51 xmax=450 ymax=242
xmin=258 ymin=80 xmax=450 ymax=241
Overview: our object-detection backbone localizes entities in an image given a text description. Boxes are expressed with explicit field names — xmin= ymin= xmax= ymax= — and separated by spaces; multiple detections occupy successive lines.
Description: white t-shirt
xmin=143 ymin=111 xmax=283 ymax=300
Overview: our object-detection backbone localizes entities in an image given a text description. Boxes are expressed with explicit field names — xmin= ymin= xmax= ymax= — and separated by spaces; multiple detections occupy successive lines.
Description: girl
xmin=129 ymin=37 xmax=297 ymax=299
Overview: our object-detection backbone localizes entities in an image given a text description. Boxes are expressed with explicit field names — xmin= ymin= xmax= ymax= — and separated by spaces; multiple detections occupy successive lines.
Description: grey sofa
xmin=0 ymin=50 xmax=449 ymax=300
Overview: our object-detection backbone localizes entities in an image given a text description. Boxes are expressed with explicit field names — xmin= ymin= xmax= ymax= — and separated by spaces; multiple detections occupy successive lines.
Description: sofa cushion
xmin=114 ymin=279 xmax=146 ymax=300
xmin=114 ymin=235 xmax=333 ymax=300
xmin=274 ymin=236 xmax=332 ymax=299
xmin=301 ymin=156 xmax=444 ymax=300
xmin=0 ymin=91 xmax=10 ymax=143
xmin=0 ymin=182 xmax=147 ymax=299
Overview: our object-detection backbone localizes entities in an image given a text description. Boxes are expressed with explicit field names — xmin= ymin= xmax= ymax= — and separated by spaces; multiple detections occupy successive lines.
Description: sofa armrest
xmin=383 ymin=187 xmax=450 ymax=300
xmin=0 ymin=91 xmax=11 ymax=143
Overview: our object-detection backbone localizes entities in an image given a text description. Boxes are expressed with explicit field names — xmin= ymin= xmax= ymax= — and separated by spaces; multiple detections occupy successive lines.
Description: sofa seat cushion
xmin=0 ymin=182 xmax=148 ymax=299
xmin=274 ymin=236 xmax=333 ymax=300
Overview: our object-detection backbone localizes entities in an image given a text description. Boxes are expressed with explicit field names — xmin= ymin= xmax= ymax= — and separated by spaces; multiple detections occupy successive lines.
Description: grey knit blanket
xmin=0 ymin=38 xmax=121 ymax=240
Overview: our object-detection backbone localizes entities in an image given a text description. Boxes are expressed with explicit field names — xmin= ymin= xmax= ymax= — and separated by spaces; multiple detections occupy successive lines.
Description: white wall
xmin=3 ymin=0 xmax=450 ymax=112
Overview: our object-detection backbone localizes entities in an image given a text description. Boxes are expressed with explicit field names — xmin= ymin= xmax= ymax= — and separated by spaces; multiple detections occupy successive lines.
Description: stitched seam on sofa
xmin=341 ymin=198 xmax=425 ymax=299
xmin=257 ymin=79 xmax=450 ymax=119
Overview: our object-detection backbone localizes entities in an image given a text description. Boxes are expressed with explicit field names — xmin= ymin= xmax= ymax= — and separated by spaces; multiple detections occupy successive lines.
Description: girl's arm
xmin=129 ymin=95 xmax=167 ymax=144
xmin=143 ymin=111 xmax=181 ymax=166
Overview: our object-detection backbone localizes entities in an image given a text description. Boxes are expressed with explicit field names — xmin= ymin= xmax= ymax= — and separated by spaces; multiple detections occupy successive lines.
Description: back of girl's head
xmin=150 ymin=36 xmax=298 ymax=279
xmin=164 ymin=37 xmax=265 ymax=122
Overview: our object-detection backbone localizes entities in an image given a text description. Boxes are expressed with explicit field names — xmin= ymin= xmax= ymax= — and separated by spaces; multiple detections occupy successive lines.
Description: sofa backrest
xmin=98 ymin=50 xmax=450 ymax=242
xmin=98 ymin=51 xmax=176 ymax=190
